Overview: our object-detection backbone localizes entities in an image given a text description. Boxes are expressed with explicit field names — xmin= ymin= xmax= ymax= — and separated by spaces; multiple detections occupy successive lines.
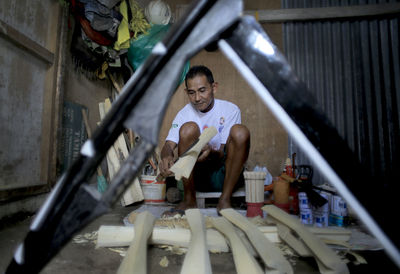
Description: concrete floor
xmin=0 ymin=204 xmax=240 ymax=274
xmin=0 ymin=203 xmax=397 ymax=274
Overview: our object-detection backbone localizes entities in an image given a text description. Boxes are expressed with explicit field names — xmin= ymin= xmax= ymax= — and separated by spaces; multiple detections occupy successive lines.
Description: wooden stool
xmin=196 ymin=187 xmax=246 ymax=208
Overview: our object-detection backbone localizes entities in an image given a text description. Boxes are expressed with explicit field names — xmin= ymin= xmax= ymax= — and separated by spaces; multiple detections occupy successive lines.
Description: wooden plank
xmin=101 ymin=99 xmax=144 ymax=205
xmin=221 ymin=208 xmax=293 ymax=274
xmin=39 ymin=3 xmax=62 ymax=190
xmin=244 ymin=3 xmax=400 ymax=23
xmin=117 ymin=211 xmax=155 ymax=274
xmin=0 ymin=19 xmax=54 ymax=64
xmin=277 ymin=223 xmax=312 ymax=257
xmin=263 ymin=205 xmax=349 ymax=274
xmin=180 ymin=209 xmax=212 ymax=274
xmin=0 ymin=185 xmax=49 ymax=202
xmin=96 ymin=222 xmax=351 ymax=250
xmin=97 ymin=225 xmax=229 ymax=252
xmin=212 ymin=217 xmax=263 ymax=274
xmin=170 ymin=127 xmax=217 ymax=181
xmin=48 ymin=6 xmax=68 ymax=186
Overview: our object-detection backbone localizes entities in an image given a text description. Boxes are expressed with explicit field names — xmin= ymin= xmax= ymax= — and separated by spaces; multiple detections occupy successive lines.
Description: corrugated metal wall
xmin=283 ymin=0 xmax=400 ymax=185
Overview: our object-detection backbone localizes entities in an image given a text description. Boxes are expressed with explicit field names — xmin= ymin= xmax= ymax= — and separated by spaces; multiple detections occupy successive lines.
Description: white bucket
xmin=140 ymin=175 xmax=166 ymax=204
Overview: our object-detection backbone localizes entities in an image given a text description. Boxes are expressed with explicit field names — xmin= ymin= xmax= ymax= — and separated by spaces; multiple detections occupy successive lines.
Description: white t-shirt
xmin=166 ymin=99 xmax=241 ymax=150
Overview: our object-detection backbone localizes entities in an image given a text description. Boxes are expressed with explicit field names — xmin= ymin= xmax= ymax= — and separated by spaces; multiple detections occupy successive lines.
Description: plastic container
xmin=140 ymin=175 xmax=166 ymax=204
xmin=246 ymin=202 xmax=264 ymax=217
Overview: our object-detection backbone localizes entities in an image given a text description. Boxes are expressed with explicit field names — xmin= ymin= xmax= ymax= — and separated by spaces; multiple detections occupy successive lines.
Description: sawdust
xmin=72 ymin=231 xmax=98 ymax=245
xmin=128 ymin=211 xmax=270 ymax=229
xmin=128 ymin=212 xmax=215 ymax=229
xmin=158 ymin=245 xmax=187 ymax=255
xmin=108 ymin=247 xmax=127 ymax=257
xmin=277 ymin=242 xmax=298 ymax=266
xmin=159 ymin=256 xmax=169 ymax=267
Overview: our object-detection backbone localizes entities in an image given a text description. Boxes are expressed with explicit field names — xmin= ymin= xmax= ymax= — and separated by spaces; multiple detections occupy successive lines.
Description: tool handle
xmin=82 ymin=109 xmax=103 ymax=177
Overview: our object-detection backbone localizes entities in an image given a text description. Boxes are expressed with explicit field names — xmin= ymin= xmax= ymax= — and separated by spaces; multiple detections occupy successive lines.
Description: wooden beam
xmin=0 ymin=19 xmax=54 ymax=64
xmin=244 ymin=3 xmax=400 ymax=23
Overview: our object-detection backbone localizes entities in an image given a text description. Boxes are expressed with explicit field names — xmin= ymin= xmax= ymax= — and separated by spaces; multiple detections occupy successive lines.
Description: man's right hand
xmin=160 ymin=141 xmax=177 ymax=177
xmin=160 ymin=156 xmax=174 ymax=177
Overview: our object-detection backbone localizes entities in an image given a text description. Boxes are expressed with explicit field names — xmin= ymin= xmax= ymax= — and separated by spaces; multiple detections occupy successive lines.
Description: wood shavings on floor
xmin=277 ymin=243 xmax=298 ymax=266
xmin=128 ymin=211 xmax=270 ymax=230
xmin=72 ymin=231 xmax=98 ymax=244
xmin=108 ymin=247 xmax=127 ymax=257
xmin=159 ymin=256 xmax=169 ymax=267
xmin=158 ymin=245 xmax=187 ymax=255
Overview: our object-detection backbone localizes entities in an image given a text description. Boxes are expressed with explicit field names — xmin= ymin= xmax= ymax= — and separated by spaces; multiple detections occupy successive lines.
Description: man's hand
xmin=160 ymin=141 xmax=177 ymax=177
xmin=160 ymin=156 xmax=174 ymax=177
xmin=198 ymin=144 xmax=212 ymax=162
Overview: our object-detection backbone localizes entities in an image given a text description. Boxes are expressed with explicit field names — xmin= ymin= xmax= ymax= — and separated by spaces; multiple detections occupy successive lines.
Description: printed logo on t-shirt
xmin=171 ymin=123 xmax=178 ymax=129
xmin=218 ymin=117 xmax=225 ymax=133
xmin=203 ymin=125 xmax=208 ymax=130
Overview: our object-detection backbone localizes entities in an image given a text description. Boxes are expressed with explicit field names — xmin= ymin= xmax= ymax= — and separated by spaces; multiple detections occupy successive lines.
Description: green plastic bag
xmin=128 ymin=24 xmax=190 ymax=85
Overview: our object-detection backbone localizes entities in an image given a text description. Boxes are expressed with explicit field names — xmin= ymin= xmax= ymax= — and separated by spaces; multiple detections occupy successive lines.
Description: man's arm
xmin=198 ymin=144 xmax=225 ymax=162
xmin=160 ymin=140 xmax=177 ymax=177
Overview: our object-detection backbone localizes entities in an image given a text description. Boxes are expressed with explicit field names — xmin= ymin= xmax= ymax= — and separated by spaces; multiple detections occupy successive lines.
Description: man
xmin=160 ymin=65 xmax=250 ymax=214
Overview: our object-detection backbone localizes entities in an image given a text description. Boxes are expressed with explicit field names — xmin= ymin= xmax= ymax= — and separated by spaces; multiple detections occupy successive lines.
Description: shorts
xmin=193 ymin=147 xmax=245 ymax=192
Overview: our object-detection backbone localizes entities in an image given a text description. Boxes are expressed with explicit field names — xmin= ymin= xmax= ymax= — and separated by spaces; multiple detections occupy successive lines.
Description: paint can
xmin=329 ymin=213 xmax=349 ymax=227
xmin=298 ymin=192 xmax=311 ymax=209
xmin=299 ymin=208 xmax=313 ymax=225
xmin=331 ymin=195 xmax=348 ymax=216
xmin=314 ymin=211 xmax=329 ymax=227
xmin=313 ymin=191 xmax=330 ymax=213
xmin=140 ymin=175 xmax=166 ymax=204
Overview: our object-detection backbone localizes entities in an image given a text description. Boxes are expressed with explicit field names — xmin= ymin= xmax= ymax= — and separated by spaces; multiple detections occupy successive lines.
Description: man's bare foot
xmin=162 ymin=200 xmax=197 ymax=217
xmin=217 ymin=197 xmax=232 ymax=215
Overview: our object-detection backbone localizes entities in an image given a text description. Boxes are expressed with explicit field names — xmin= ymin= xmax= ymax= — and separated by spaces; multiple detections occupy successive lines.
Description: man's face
xmin=185 ymin=75 xmax=216 ymax=113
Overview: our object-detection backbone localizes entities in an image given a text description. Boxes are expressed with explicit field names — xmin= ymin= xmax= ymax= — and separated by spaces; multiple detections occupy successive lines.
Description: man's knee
xmin=179 ymin=122 xmax=200 ymax=141
xmin=229 ymin=124 xmax=250 ymax=144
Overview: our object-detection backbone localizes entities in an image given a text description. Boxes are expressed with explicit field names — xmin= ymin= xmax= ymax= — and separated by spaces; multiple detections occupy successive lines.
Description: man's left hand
xmin=198 ymin=144 xmax=211 ymax=162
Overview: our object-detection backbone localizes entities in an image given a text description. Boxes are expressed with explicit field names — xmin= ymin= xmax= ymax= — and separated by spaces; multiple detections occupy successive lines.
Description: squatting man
xmin=160 ymin=65 xmax=250 ymax=215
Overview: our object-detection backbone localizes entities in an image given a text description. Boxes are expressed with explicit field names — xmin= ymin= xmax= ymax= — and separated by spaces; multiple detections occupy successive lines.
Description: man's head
xmin=184 ymin=65 xmax=217 ymax=113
